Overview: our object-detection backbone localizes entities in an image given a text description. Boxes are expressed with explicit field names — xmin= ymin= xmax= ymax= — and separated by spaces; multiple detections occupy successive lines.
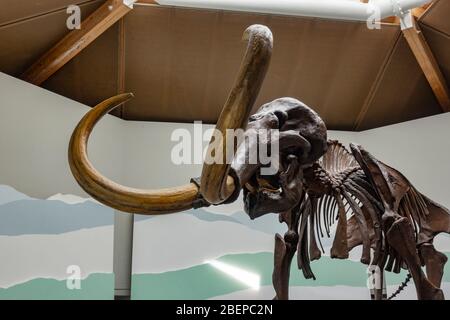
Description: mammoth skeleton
xmin=69 ymin=24 xmax=450 ymax=300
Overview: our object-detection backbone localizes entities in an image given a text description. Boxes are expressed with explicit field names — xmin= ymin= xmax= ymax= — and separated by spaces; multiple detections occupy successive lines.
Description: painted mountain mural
xmin=0 ymin=185 xmax=115 ymax=299
xmin=1 ymin=184 xmax=450 ymax=300
xmin=0 ymin=185 xmax=31 ymax=205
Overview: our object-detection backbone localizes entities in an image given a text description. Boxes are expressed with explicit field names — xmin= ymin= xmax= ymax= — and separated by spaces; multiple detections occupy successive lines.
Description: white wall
xmin=121 ymin=121 xmax=203 ymax=189
xmin=2 ymin=70 xmax=448 ymax=208
xmin=359 ymin=113 xmax=450 ymax=210
xmin=0 ymin=72 xmax=359 ymax=196
xmin=0 ymin=72 xmax=123 ymax=198
xmin=120 ymin=121 xmax=358 ymax=190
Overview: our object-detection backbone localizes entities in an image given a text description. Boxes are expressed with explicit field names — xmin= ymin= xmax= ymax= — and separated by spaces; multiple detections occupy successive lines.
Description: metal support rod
xmin=370 ymin=266 xmax=387 ymax=300
xmin=113 ymin=210 xmax=134 ymax=300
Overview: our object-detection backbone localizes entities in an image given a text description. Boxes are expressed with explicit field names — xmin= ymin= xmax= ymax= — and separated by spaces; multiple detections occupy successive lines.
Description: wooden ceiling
xmin=0 ymin=0 xmax=448 ymax=130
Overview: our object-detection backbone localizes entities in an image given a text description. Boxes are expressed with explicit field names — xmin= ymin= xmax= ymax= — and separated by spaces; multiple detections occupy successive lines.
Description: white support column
xmin=382 ymin=271 xmax=387 ymax=299
xmin=113 ymin=211 xmax=135 ymax=300
xmin=369 ymin=263 xmax=387 ymax=300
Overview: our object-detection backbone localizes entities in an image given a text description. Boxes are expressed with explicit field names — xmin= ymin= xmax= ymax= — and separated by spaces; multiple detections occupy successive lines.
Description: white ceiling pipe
xmin=152 ymin=0 xmax=431 ymax=22
xmin=372 ymin=0 xmax=422 ymax=17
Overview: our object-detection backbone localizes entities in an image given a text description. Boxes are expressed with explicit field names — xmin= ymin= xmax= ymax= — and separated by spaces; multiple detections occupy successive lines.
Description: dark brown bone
xmin=231 ymin=97 xmax=327 ymax=219
xmin=257 ymin=140 xmax=449 ymax=300
xmin=331 ymin=192 xmax=349 ymax=259
xmin=350 ymin=144 xmax=446 ymax=300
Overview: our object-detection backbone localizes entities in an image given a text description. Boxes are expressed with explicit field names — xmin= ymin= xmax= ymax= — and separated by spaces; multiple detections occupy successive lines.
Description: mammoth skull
xmin=230 ymin=97 xmax=328 ymax=219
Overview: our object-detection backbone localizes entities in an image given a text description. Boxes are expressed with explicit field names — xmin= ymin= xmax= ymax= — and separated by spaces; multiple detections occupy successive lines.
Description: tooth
xmin=245 ymin=183 xmax=256 ymax=193
xmin=257 ymin=176 xmax=278 ymax=191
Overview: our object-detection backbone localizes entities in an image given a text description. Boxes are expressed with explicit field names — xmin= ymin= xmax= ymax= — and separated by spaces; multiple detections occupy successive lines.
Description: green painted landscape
xmin=0 ymin=274 xmax=114 ymax=300
xmin=1 ymin=252 xmax=449 ymax=300
xmin=131 ymin=252 xmax=450 ymax=300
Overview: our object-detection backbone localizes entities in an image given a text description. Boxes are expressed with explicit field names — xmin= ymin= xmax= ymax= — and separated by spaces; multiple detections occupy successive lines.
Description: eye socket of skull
xmin=247 ymin=110 xmax=288 ymax=130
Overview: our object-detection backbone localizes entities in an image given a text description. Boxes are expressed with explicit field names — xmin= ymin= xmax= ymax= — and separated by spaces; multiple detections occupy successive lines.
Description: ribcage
xmin=299 ymin=140 xmax=383 ymax=279
xmin=298 ymin=140 xmax=427 ymax=280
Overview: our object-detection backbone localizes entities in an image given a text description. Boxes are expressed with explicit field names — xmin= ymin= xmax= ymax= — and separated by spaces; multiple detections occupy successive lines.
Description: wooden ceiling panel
xmin=0 ymin=2 xmax=447 ymax=130
xmin=191 ymin=11 xmax=268 ymax=122
xmin=123 ymin=7 xmax=172 ymax=121
xmin=420 ymin=0 xmax=450 ymax=36
xmin=420 ymin=24 xmax=450 ymax=85
xmin=255 ymin=19 xmax=400 ymax=130
xmin=0 ymin=0 xmax=100 ymax=26
xmin=42 ymin=24 xmax=119 ymax=109
xmin=0 ymin=1 xmax=103 ymax=76
xmin=123 ymin=6 xmax=400 ymax=130
xmin=123 ymin=7 xmax=267 ymax=122
xmin=356 ymin=36 xmax=442 ymax=131
xmin=0 ymin=1 xmax=118 ymax=110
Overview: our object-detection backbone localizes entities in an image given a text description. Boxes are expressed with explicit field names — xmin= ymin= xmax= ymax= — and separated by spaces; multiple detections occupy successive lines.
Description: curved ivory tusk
xmin=200 ymin=24 xmax=273 ymax=205
xmin=69 ymin=24 xmax=272 ymax=213
xmin=68 ymin=93 xmax=203 ymax=214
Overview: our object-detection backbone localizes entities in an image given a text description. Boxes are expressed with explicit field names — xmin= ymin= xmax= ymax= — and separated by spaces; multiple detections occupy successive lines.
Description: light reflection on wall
xmin=206 ymin=260 xmax=260 ymax=290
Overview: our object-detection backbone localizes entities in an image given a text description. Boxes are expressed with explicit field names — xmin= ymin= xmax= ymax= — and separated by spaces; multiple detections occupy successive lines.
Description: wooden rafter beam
xmin=401 ymin=12 xmax=450 ymax=112
xmin=412 ymin=3 xmax=432 ymax=19
xmin=22 ymin=0 xmax=135 ymax=86
xmin=382 ymin=16 xmax=400 ymax=24
xmin=136 ymin=0 xmax=158 ymax=3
